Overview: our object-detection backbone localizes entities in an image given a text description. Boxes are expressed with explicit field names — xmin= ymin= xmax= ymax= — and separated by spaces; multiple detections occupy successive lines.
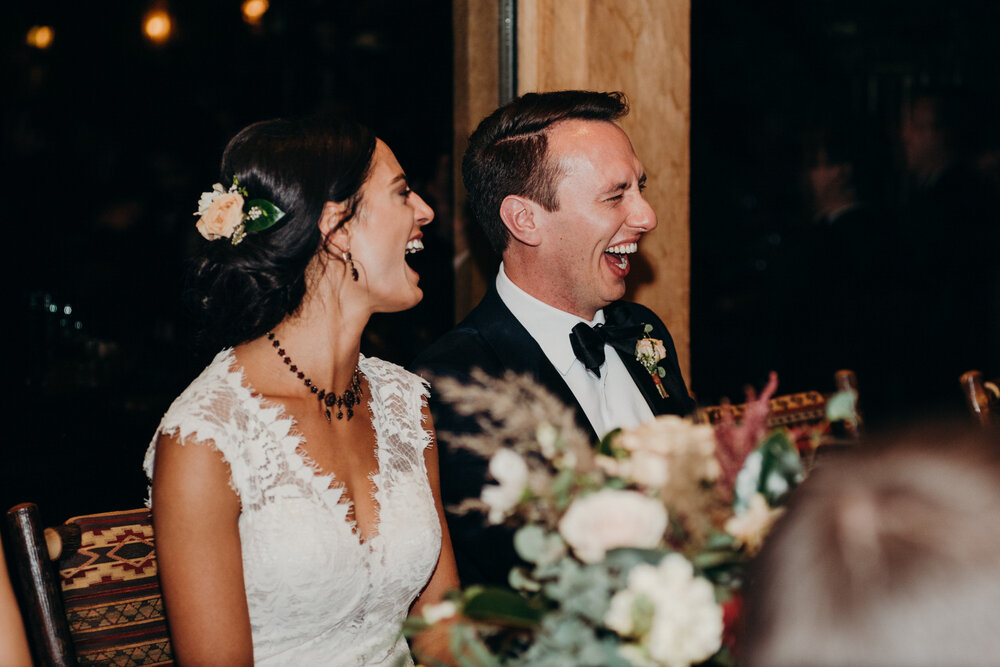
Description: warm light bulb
xmin=26 ymin=25 xmax=54 ymax=50
xmin=143 ymin=9 xmax=173 ymax=44
xmin=242 ymin=0 xmax=269 ymax=25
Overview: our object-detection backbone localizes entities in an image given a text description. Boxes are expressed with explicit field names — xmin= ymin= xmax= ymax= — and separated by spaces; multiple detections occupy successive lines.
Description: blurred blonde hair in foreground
xmin=742 ymin=422 xmax=1000 ymax=667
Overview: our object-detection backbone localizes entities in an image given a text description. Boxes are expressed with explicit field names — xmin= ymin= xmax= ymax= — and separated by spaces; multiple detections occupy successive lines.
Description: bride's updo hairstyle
xmin=190 ymin=115 xmax=376 ymax=350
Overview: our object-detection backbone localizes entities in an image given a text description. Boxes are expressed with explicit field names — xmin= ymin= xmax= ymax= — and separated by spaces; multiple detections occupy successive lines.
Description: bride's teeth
xmin=405 ymin=239 xmax=424 ymax=255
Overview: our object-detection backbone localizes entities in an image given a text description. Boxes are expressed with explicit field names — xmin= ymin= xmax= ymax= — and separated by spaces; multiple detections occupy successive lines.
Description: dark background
xmin=4 ymin=1 xmax=999 ymax=523
xmin=4 ymin=0 xmax=454 ymax=524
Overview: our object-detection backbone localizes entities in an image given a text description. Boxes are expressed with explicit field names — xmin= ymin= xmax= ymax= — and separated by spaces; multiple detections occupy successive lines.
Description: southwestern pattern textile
xmin=58 ymin=508 xmax=172 ymax=666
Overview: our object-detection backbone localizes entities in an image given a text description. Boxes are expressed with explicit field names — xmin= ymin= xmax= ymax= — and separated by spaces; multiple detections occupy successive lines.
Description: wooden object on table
xmin=698 ymin=369 xmax=863 ymax=443
xmin=4 ymin=503 xmax=173 ymax=666
xmin=699 ymin=390 xmax=828 ymax=430
xmin=834 ymin=369 xmax=863 ymax=438
xmin=959 ymin=370 xmax=1000 ymax=427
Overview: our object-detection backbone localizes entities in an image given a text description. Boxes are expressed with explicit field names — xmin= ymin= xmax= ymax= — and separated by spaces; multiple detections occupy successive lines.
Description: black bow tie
xmin=569 ymin=322 xmax=643 ymax=377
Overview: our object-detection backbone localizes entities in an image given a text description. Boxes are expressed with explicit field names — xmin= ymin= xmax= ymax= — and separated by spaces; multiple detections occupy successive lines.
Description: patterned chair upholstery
xmin=4 ymin=503 xmax=173 ymax=666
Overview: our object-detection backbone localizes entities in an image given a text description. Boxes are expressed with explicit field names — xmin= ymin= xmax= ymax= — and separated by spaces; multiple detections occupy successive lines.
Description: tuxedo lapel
xmin=470 ymin=286 xmax=599 ymax=440
xmin=605 ymin=303 xmax=695 ymax=417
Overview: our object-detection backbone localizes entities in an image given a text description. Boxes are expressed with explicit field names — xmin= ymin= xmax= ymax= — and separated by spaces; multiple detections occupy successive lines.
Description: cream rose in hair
xmin=196 ymin=191 xmax=246 ymax=241
xmin=558 ymin=489 xmax=667 ymax=563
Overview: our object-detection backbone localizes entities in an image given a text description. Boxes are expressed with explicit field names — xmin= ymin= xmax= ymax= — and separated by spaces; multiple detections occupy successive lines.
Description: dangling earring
xmin=343 ymin=250 xmax=359 ymax=282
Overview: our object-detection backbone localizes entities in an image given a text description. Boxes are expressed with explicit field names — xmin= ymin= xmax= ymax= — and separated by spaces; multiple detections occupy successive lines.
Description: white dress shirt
xmin=495 ymin=264 xmax=655 ymax=438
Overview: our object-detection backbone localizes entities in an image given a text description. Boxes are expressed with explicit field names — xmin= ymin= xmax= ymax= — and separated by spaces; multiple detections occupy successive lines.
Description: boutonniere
xmin=635 ymin=324 xmax=669 ymax=398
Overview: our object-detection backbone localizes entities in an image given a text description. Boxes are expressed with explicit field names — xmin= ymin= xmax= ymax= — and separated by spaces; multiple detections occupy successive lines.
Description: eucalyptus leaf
xmin=826 ymin=389 xmax=859 ymax=424
xmin=449 ymin=623 xmax=503 ymax=667
xmin=514 ymin=525 xmax=547 ymax=564
xmin=243 ymin=199 xmax=286 ymax=232
xmin=462 ymin=587 xmax=544 ymax=628
xmin=734 ymin=431 xmax=803 ymax=511
xmin=551 ymin=468 xmax=576 ymax=509
xmin=509 ymin=566 xmax=542 ymax=592
xmin=597 ymin=428 xmax=621 ymax=457
xmin=756 ymin=431 xmax=804 ymax=505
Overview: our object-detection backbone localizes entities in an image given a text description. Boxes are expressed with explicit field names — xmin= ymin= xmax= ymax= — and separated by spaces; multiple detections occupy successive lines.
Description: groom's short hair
xmin=462 ymin=90 xmax=629 ymax=254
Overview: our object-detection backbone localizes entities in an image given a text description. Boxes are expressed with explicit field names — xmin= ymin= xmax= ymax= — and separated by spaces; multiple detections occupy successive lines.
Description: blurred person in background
xmin=742 ymin=423 xmax=1000 ymax=666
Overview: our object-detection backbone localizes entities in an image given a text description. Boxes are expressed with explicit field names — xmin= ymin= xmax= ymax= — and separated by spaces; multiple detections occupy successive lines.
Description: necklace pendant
xmin=324 ymin=408 xmax=332 ymax=423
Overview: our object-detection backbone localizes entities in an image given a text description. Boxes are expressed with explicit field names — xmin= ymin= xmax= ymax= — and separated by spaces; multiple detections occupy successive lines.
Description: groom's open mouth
xmin=604 ymin=241 xmax=638 ymax=271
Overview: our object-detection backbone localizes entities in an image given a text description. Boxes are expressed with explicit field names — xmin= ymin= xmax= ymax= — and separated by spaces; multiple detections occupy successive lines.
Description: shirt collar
xmin=495 ymin=263 xmax=605 ymax=376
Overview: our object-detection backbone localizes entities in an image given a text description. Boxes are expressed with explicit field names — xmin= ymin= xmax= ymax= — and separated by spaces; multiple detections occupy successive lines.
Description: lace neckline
xmin=219 ymin=348 xmax=386 ymax=547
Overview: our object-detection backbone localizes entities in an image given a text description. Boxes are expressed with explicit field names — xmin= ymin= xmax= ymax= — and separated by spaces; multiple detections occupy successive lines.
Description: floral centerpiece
xmin=411 ymin=371 xmax=851 ymax=667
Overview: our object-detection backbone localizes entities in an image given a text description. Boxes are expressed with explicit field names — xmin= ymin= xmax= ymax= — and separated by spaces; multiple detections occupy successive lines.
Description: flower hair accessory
xmin=194 ymin=177 xmax=286 ymax=246
xmin=635 ymin=324 xmax=670 ymax=398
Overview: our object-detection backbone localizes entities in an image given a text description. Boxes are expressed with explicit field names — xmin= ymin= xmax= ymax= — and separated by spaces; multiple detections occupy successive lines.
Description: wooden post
xmin=452 ymin=0 xmax=500 ymax=322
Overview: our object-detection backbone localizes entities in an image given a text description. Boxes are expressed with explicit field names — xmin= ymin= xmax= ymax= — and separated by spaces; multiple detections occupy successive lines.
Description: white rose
xmin=480 ymin=449 xmax=528 ymax=524
xmin=195 ymin=182 xmax=227 ymax=216
xmin=421 ymin=600 xmax=458 ymax=624
xmin=615 ymin=416 xmax=720 ymax=489
xmin=629 ymin=449 xmax=671 ymax=488
xmin=558 ymin=489 xmax=667 ymax=563
xmin=605 ymin=588 xmax=641 ymax=636
xmin=536 ymin=422 xmax=559 ymax=459
xmin=606 ymin=553 xmax=723 ymax=667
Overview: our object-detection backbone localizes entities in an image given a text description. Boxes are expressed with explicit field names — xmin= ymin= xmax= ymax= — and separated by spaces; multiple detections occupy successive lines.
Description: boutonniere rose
xmin=635 ymin=324 xmax=669 ymax=398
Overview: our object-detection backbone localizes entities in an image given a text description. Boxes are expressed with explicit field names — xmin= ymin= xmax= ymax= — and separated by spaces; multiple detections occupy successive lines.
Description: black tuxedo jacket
xmin=411 ymin=283 xmax=694 ymax=586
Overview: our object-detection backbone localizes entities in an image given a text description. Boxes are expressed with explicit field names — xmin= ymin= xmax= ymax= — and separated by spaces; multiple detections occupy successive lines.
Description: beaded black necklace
xmin=267 ymin=332 xmax=362 ymax=421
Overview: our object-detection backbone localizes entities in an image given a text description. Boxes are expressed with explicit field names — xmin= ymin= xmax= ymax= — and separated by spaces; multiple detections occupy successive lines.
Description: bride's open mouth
xmin=405 ymin=238 xmax=424 ymax=256
xmin=404 ymin=239 xmax=424 ymax=271
xmin=604 ymin=241 xmax=638 ymax=271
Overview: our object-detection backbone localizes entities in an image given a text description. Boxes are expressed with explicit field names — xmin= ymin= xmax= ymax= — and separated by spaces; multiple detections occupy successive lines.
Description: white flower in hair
xmin=193 ymin=178 xmax=285 ymax=245
xmin=196 ymin=182 xmax=229 ymax=217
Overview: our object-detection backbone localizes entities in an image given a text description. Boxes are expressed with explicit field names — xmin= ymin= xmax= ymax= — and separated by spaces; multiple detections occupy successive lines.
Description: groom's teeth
xmin=405 ymin=239 xmax=424 ymax=255
xmin=605 ymin=242 xmax=638 ymax=255
xmin=615 ymin=254 xmax=628 ymax=269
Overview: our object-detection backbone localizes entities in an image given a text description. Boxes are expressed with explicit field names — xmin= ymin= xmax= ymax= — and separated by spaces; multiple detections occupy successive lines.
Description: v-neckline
xmin=224 ymin=349 xmax=384 ymax=548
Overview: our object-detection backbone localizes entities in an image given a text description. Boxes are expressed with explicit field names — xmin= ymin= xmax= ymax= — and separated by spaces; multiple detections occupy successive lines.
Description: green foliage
xmin=462 ymin=587 xmax=545 ymax=629
xmin=244 ymin=199 xmax=286 ymax=232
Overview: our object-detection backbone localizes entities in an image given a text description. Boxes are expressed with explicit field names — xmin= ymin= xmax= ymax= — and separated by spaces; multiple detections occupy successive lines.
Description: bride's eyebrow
xmin=388 ymin=173 xmax=408 ymax=186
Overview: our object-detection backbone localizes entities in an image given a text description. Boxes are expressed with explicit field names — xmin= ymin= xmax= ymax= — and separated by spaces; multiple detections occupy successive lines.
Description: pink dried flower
xmin=714 ymin=372 xmax=779 ymax=502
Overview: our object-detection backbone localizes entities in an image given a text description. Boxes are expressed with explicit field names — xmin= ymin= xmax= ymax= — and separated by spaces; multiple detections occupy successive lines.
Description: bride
xmin=144 ymin=115 xmax=458 ymax=665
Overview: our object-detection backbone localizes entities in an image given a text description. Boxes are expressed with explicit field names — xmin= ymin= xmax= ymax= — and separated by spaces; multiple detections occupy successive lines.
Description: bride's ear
xmin=319 ymin=200 xmax=352 ymax=250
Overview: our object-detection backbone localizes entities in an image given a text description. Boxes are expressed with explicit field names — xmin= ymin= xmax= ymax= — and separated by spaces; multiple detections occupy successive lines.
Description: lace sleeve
xmin=143 ymin=350 xmax=258 ymax=505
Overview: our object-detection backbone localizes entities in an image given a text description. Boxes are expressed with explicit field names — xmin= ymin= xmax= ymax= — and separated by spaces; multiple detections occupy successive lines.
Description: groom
xmin=412 ymin=90 xmax=695 ymax=586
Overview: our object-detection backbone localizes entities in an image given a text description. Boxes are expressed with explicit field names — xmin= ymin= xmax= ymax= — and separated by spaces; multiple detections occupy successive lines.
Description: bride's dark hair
xmin=189 ymin=115 xmax=376 ymax=350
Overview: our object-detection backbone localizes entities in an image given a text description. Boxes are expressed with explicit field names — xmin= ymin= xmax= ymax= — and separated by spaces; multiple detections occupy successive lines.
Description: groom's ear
xmin=499 ymin=195 xmax=542 ymax=247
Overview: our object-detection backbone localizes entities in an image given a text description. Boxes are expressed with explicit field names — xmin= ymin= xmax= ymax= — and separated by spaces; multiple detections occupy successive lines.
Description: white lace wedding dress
xmin=144 ymin=349 xmax=442 ymax=666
